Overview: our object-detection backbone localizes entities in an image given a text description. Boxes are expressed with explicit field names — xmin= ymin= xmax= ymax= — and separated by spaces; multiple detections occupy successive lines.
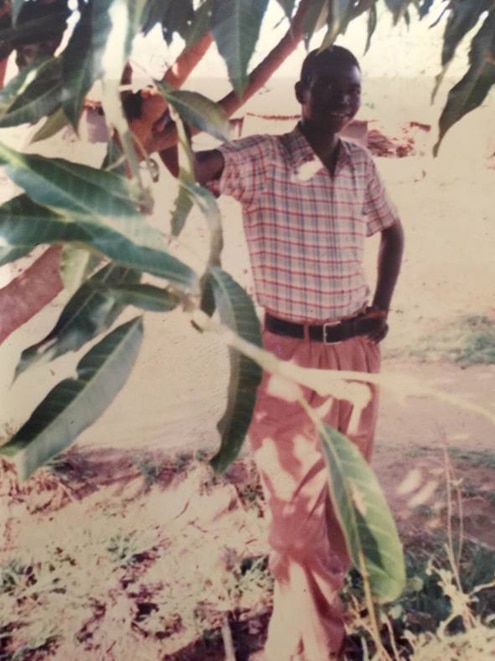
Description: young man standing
xmin=154 ymin=45 xmax=404 ymax=660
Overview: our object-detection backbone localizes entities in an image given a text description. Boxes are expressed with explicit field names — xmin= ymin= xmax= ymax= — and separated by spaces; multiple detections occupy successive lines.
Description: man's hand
xmin=361 ymin=306 xmax=389 ymax=344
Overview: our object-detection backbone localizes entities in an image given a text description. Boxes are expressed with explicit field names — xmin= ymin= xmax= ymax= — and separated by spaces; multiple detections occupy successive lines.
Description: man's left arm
xmin=366 ymin=219 xmax=404 ymax=343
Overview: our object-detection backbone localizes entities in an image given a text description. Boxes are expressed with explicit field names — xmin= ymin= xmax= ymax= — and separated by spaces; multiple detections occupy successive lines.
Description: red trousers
xmin=248 ymin=330 xmax=381 ymax=661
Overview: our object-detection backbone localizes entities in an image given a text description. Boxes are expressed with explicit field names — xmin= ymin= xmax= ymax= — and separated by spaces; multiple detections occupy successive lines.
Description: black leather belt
xmin=265 ymin=312 xmax=377 ymax=344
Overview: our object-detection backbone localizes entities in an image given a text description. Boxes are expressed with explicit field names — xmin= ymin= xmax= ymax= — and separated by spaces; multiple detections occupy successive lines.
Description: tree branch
xmin=0 ymin=246 xmax=63 ymax=345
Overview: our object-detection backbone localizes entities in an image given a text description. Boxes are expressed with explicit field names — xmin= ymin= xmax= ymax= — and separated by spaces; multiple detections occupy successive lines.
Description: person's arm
xmin=148 ymin=110 xmax=225 ymax=184
xmin=366 ymin=218 xmax=404 ymax=343
xmin=373 ymin=219 xmax=404 ymax=311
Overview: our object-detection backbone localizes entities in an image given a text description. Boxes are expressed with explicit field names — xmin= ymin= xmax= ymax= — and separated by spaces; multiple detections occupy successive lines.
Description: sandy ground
xmin=1 ymin=74 xmax=495 ymax=659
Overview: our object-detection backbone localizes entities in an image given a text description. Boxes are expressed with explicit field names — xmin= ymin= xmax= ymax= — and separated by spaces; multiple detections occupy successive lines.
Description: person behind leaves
xmin=142 ymin=45 xmax=404 ymax=660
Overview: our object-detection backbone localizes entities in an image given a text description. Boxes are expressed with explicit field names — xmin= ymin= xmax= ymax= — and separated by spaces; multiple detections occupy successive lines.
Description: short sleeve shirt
xmin=214 ymin=125 xmax=399 ymax=323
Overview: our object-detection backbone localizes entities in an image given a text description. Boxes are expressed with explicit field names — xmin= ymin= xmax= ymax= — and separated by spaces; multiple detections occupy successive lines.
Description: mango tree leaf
xmin=441 ymin=0 xmax=488 ymax=67
xmin=303 ymin=0 xmax=327 ymax=47
xmin=431 ymin=0 xmax=488 ymax=102
xmin=142 ymin=0 xmax=195 ymax=43
xmin=0 ymin=195 xmax=198 ymax=291
xmin=31 ymin=106 xmax=70 ymax=143
xmin=365 ymin=3 xmax=378 ymax=53
xmin=61 ymin=1 xmax=109 ymax=128
xmin=434 ymin=10 xmax=495 ymax=155
xmin=320 ymin=424 xmax=406 ymax=603
xmin=0 ymin=9 xmax=69 ymax=45
xmin=211 ymin=0 xmax=269 ymax=94
xmin=171 ymin=116 xmax=224 ymax=268
xmin=205 ymin=266 xmax=262 ymax=473
xmin=183 ymin=179 xmax=224 ymax=270
xmin=0 ymin=317 xmax=144 ymax=480
xmin=15 ymin=264 xmax=141 ymax=380
xmin=0 ymin=58 xmax=53 ymax=119
xmin=320 ymin=0 xmax=356 ymax=49
xmin=275 ymin=0 xmax=297 ymax=20
xmin=170 ymin=180 xmax=194 ymax=237
xmin=101 ymin=138 xmax=127 ymax=176
xmin=90 ymin=282 xmax=182 ymax=312
xmin=383 ymin=0 xmax=412 ymax=24
xmin=11 ymin=0 xmax=25 ymax=23
xmin=184 ymin=0 xmax=214 ymax=47
xmin=0 ymin=142 xmax=159 ymax=244
xmin=59 ymin=245 xmax=100 ymax=295
xmin=156 ymin=82 xmax=231 ymax=142
xmin=0 ymin=57 xmax=62 ymax=128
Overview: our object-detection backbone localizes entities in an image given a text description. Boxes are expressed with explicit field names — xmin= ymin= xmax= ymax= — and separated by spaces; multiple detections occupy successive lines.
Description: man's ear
xmin=294 ymin=80 xmax=305 ymax=104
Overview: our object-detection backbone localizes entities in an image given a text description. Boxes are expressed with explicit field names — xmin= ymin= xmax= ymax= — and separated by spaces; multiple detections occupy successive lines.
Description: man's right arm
xmin=148 ymin=109 xmax=225 ymax=185
xmin=194 ymin=149 xmax=225 ymax=185
xmin=157 ymin=144 xmax=225 ymax=185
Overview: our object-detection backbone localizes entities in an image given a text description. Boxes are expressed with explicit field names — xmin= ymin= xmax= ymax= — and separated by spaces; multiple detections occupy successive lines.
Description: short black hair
xmin=300 ymin=46 xmax=361 ymax=85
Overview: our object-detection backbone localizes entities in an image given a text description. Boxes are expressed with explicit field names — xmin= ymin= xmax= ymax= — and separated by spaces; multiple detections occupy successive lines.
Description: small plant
xmin=341 ymin=540 xmax=495 ymax=660
xmin=133 ymin=452 xmax=164 ymax=489
xmin=106 ymin=533 xmax=138 ymax=565
xmin=0 ymin=561 xmax=34 ymax=595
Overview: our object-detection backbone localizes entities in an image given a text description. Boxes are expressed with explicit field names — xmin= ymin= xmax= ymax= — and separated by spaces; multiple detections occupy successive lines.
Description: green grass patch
xmin=412 ymin=315 xmax=495 ymax=365
xmin=448 ymin=448 xmax=495 ymax=468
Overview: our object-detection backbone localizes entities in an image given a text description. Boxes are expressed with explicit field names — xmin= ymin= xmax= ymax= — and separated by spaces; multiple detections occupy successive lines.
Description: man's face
xmin=297 ymin=62 xmax=362 ymax=133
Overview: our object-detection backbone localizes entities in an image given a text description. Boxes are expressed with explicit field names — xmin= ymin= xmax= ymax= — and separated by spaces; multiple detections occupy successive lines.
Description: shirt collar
xmin=286 ymin=123 xmax=355 ymax=175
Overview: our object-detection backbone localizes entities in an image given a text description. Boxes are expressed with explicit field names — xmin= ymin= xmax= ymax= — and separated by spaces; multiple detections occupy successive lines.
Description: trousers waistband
xmin=264 ymin=312 xmax=377 ymax=344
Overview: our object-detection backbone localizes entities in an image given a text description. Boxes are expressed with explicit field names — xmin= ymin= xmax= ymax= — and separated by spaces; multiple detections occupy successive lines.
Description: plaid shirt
xmin=215 ymin=125 xmax=399 ymax=323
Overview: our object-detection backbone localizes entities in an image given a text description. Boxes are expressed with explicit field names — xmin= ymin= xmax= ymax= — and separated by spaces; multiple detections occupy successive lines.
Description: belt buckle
xmin=323 ymin=321 xmax=341 ymax=345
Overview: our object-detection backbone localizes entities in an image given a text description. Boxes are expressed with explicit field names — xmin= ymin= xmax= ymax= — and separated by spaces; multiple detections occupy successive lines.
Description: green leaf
xmin=211 ymin=0 xmax=269 ymax=93
xmin=320 ymin=0 xmax=356 ymax=49
xmin=0 ymin=317 xmax=144 ymax=480
xmin=90 ymin=282 xmax=181 ymax=312
xmin=206 ymin=266 xmax=262 ymax=473
xmin=0 ymin=8 xmax=69 ymax=46
xmin=320 ymin=424 xmax=406 ymax=603
xmin=156 ymin=82 xmax=231 ymax=143
xmin=0 ymin=142 xmax=155 ymax=234
xmin=184 ymin=0 xmax=214 ymax=47
xmin=0 ymin=57 xmax=62 ymax=128
xmin=11 ymin=0 xmax=25 ymax=23
xmin=0 ymin=195 xmax=198 ymax=291
xmin=0 ymin=59 xmax=50 ymax=119
xmin=440 ymin=0 xmax=488 ymax=67
xmin=31 ymin=106 xmax=70 ymax=143
xmin=365 ymin=3 xmax=378 ymax=53
xmin=383 ymin=0 xmax=412 ymax=24
xmin=61 ymin=0 xmax=111 ymax=128
xmin=431 ymin=0 xmax=488 ymax=103
xmin=434 ymin=10 xmax=495 ymax=155
xmin=142 ymin=0 xmax=195 ymax=43
xmin=59 ymin=245 xmax=100 ymax=295
xmin=303 ymin=0 xmax=327 ymax=47
xmin=275 ymin=0 xmax=297 ymax=20
xmin=170 ymin=179 xmax=194 ymax=237
xmin=15 ymin=264 xmax=141 ymax=380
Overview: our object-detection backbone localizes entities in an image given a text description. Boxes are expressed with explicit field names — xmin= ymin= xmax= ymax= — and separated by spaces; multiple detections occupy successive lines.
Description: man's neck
xmin=299 ymin=121 xmax=340 ymax=173
xmin=299 ymin=121 xmax=339 ymax=159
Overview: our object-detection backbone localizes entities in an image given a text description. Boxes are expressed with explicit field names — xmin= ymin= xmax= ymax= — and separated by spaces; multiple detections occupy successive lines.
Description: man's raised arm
xmin=147 ymin=110 xmax=225 ymax=185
